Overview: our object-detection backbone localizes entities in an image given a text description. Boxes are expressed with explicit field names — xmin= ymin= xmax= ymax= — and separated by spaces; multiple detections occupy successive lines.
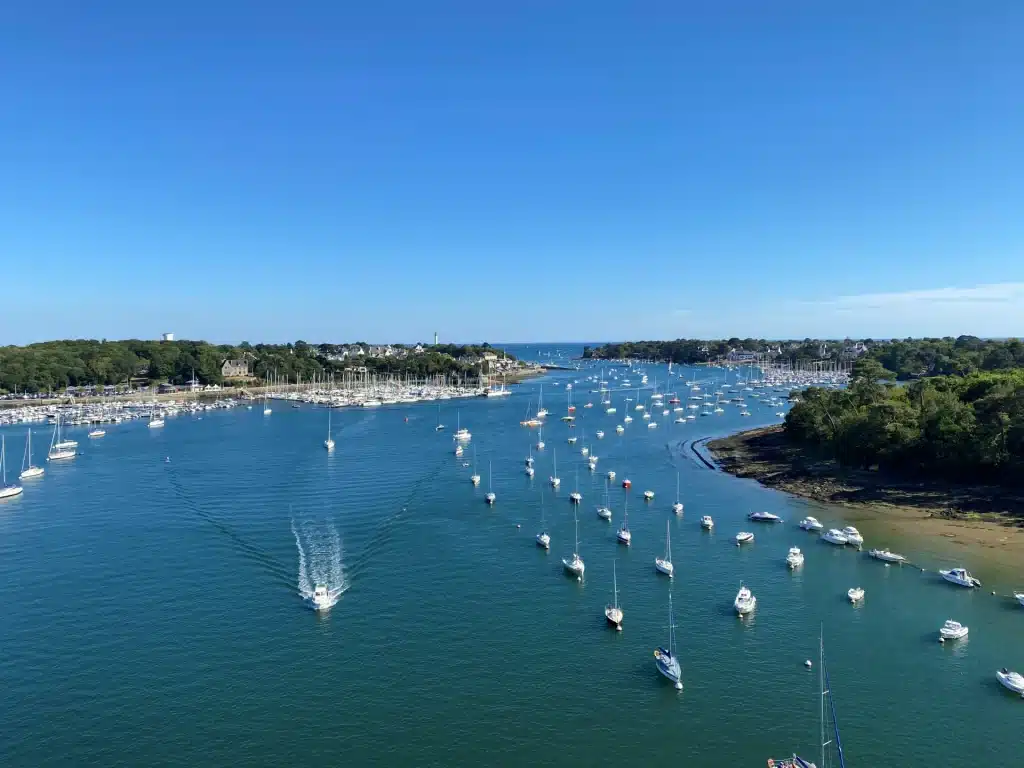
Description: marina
xmin=0 ymin=349 xmax=1020 ymax=766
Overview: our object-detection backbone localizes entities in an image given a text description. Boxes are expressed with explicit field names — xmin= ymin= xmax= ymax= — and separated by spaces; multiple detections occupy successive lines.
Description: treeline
xmin=785 ymin=359 xmax=1024 ymax=485
xmin=583 ymin=338 xmax=838 ymax=365
xmin=0 ymin=339 xmax=510 ymax=393
xmin=866 ymin=336 xmax=1024 ymax=379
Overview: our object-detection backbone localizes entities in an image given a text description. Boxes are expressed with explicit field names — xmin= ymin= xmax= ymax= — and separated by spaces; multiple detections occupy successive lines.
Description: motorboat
xmin=606 ymin=470 xmax=616 ymax=481
xmin=454 ymin=428 xmax=472 ymax=442
xmin=821 ymin=529 xmax=848 ymax=545
xmin=734 ymin=585 xmax=757 ymax=616
xmin=799 ymin=516 xmax=824 ymax=531
xmin=562 ymin=512 xmax=585 ymax=578
xmin=595 ymin=431 xmax=605 ymax=439
xmin=847 ymin=587 xmax=865 ymax=603
xmin=939 ymin=567 xmax=981 ymax=588
xmin=700 ymin=515 xmax=714 ymax=530
xmin=615 ymin=424 xmax=624 ymax=434
xmin=605 ymin=562 xmax=623 ymax=630
xmin=1016 ymin=593 xmax=1024 ymax=608
xmin=786 ymin=547 xmax=804 ymax=569
xmin=841 ymin=526 xmax=864 ymax=547
xmin=748 ymin=511 xmax=782 ymax=523
xmin=567 ymin=436 xmax=578 ymax=445
xmin=996 ymin=668 xmax=1024 ymax=696
xmin=306 ymin=584 xmax=337 ymax=611
xmin=621 ymin=478 xmax=631 ymax=488
xmin=654 ymin=521 xmax=674 ymax=577
xmin=88 ymin=429 xmax=106 ymax=438
xmin=869 ymin=548 xmax=906 ymax=564
xmin=939 ymin=620 xmax=968 ymax=641
xmin=454 ymin=444 xmax=464 ymax=457
xmin=654 ymin=591 xmax=683 ymax=690
xmin=643 ymin=490 xmax=654 ymax=501
xmin=736 ymin=531 xmax=754 ymax=545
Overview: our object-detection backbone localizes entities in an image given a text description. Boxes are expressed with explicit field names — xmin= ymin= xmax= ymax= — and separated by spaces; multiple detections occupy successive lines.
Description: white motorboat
xmin=454 ymin=444 xmax=464 ymax=457
xmin=869 ymin=548 xmax=907 ymax=564
xmin=567 ymin=436 xmax=578 ymax=445
xmin=0 ymin=436 xmax=24 ymax=500
xmin=605 ymin=561 xmax=623 ymax=630
xmin=799 ymin=516 xmax=824 ymax=531
xmin=454 ymin=428 xmax=471 ymax=442
xmin=654 ymin=591 xmax=683 ymax=690
xmin=88 ymin=429 xmax=106 ymax=438
xmin=305 ymin=584 xmax=339 ymax=611
xmin=735 ymin=531 xmax=754 ymax=545
xmin=786 ymin=547 xmax=804 ymax=569
xmin=748 ymin=511 xmax=782 ymax=523
xmin=821 ymin=529 xmax=848 ymax=546
xmin=939 ymin=620 xmax=968 ymax=641
xmin=606 ymin=470 xmax=616 ymax=480
xmin=643 ymin=490 xmax=654 ymax=501
xmin=734 ymin=584 xmax=756 ymax=615
xmin=996 ymin=668 xmax=1024 ymax=696
xmin=647 ymin=421 xmax=657 ymax=428
xmin=841 ymin=526 xmax=864 ymax=547
xmin=595 ymin=431 xmax=605 ymax=439
xmin=615 ymin=424 xmax=625 ymax=433
xmin=562 ymin=512 xmax=585 ymax=578
xmin=1015 ymin=593 xmax=1024 ymax=608
xmin=654 ymin=520 xmax=674 ymax=577
xmin=939 ymin=567 xmax=981 ymax=588
xmin=700 ymin=515 xmax=714 ymax=530
xmin=847 ymin=587 xmax=865 ymax=603
xmin=19 ymin=429 xmax=45 ymax=480
xmin=616 ymin=497 xmax=632 ymax=546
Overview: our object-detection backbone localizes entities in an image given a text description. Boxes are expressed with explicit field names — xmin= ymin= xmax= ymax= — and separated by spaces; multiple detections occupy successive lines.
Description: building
xmin=434 ymin=332 xmax=439 ymax=345
xmin=161 ymin=332 xmax=174 ymax=341
xmin=221 ymin=358 xmax=252 ymax=378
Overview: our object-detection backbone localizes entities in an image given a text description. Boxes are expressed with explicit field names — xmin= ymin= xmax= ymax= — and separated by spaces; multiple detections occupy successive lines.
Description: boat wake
xmin=292 ymin=517 xmax=348 ymax=608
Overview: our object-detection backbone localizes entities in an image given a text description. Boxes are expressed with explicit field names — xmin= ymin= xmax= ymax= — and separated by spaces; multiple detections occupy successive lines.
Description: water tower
xmin=161 ymin=332 xmax=174 ymax=342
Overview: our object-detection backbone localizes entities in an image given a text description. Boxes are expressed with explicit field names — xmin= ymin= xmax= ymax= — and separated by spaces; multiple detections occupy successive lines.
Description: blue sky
xmin=2 ymin=1 xmax=1022 ymax=344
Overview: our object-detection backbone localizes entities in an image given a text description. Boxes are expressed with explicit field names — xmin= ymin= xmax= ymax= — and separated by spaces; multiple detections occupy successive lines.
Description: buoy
xmin=991 ymin=591 xmax=996 ymax=595
xmin=616 ymin=624 xmax=622 ymax=632
xmin=674 ymin=681 xmax=683 ymax=690
xmin=516 ymin=524 xmax=521 ymax=529
xmin=577 ymin=576 xmax=582 ymax=583
xmin=805 ymin=660 xmax=812 ymax=668
xmin=939 ymin=637 xmax=945 ymax=644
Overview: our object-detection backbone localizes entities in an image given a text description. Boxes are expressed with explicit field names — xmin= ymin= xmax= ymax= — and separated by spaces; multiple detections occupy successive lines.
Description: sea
xmin=1 ymin=343 xmax=1019 ymax=767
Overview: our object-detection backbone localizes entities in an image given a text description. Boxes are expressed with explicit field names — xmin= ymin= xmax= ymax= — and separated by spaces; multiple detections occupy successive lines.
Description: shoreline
xmin=706 ymin=425 xmax=1024 ymax=577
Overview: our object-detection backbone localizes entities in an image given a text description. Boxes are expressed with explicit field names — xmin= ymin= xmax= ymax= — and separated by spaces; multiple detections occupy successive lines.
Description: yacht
xmin=996 ymin=668 xmax=1024 ymax=696
xmin=735 ymin=531 xmax=754 ymax=545
xmin=786 ymin=547 xmax=804 ymax=569
xmin=88 ymin=428 xmax=106 ymax=438
xmin=939 ymin=567 xmax=981 ymax=588
xmin=305 ymin=584 xmax=338 ymax=611
xmin=454 ymin=427 xmax=472 ymax=442
xmin=847 ymin=587 xmax=865 ymax=603
xmin=700 ymin=515 xmax=714 ymax=530
xmin=734 ymin=585 xmax=757 ymax=616
xmin=19 ymin=429 xmax=44 ymax=480
xmin=799 ymin=516 xmax=824 ymax=531
xmin=821 ymin=529 xmax=848 ymax=546
xmin=605 ymin=561 xmax=624 ymax=630
xmin=562 ymin=512 xmax=585 ymax=578
xmin=1015 ymin=593 xmax=1024 ymax=608
xmin=654 ymin=591 xmax=683 ymax=690
xmin=748 ymin=511 xmax=782 ymax=523
xmin=616 ymin=497 xmax=632 ymax=546
xmin=655 ymin=521 xmax=674 ymax=577
xmin=0 ymin=436 xmax=24 ymax=500
xmin=841 ymin=526 xmax=864 ymax=547
xmin=939 ymin=620 xmax=969 ymax=641
xmin=869 ymin=548 xmax=906 ymax=564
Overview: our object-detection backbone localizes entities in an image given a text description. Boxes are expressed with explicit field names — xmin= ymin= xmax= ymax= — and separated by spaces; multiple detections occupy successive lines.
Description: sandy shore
xmin=707 ymin=426 xmax=1024 ymax=578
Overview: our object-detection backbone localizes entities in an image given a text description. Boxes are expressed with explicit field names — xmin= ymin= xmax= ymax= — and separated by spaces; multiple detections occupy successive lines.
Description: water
xmin=1 ymin=350 xmax=1020 ymax=766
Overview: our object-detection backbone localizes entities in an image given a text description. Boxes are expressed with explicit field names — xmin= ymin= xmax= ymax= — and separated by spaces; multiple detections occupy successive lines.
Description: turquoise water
xmin=1 ymin=358 xmax=1020 ymax=766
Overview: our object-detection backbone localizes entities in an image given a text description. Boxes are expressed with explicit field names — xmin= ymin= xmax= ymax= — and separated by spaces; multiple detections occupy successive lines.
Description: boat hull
xmin=654 ymin=559 xmax=673 ymax=577
xmin=0 ymin=485 xmax=24 ymax=500
xmin=19 ymin=467 xmax=45 ymax=480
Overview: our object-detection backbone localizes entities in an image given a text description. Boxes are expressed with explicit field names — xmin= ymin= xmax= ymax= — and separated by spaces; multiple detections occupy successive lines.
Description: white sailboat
xmin=596 ymin=485 xmax=613 ymax=520
xmin=654 ymin=590 xmax=683 ymax=690
xmin=263 ymin=387 xmax=272 ymax=415
xmin=616 ymin=495 xmax=632 ymax=546
xmin=484 ymin=461 xmax=496 ymax=505
xmin=535 ymin=426 xmax=545 ymax=451
xmin=0 ymin=436 xmax=24 ymax=500
xmin=324 ymin=406 xmax=335 ymax=450
xmin=549 ymin=448 xmax=560 ymax=488
xmin=536 ymin=491 xmax=550 ymax=549
xmin=562 ymin=510 xmax=585 ymax=578
xmin=470 ymin=446 xmax=481 ymax=485
xmin=435 ymin=404 xmax=445 ymax=432
xmin=655 ymin=520 xmax=674 ymax=577
xmin=19 ymin=429 xmax=45 ymax=480
xmin=672 ymin=473 xmax=684 ymax=515
xmin=47 ymin=417 xmax=76 ymax=461
xmin=536 ymin=385 xmax=548 ymax=419
xmin=605 ymin=561 xmax=623 ymax=630
xmin=569 ymin=467 xmax=582 ymax=504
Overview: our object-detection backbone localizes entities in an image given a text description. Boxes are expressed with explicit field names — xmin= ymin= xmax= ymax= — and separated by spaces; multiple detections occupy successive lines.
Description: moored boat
xmin=939 ymin=567 xmax=981 ymax=588
xmin=939 ymin=620 xmax=968 ymax=641
xmin=869 ymin=548 xmax=906 ymax=564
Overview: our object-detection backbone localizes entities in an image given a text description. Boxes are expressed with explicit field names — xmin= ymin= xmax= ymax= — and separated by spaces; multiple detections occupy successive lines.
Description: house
xmin=413 ymin=344 xmax=425 ymax=354
xmin=221 ymin=358 xmax=252 ymax=378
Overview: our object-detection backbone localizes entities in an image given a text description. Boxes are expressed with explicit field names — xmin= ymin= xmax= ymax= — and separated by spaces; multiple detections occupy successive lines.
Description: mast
xmin=613 ymin=561 xmax=619 ymax=609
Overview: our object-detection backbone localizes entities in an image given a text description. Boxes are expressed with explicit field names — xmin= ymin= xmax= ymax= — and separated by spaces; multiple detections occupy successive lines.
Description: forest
xmin=784 ymin=359 xmax=1024 ymax=485
xmin=0 ymin=339 xmax=510 ymax=393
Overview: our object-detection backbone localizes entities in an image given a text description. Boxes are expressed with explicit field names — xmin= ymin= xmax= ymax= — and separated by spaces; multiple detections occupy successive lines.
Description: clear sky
xmin=2 ymin=1 xmax=1022 ymax=344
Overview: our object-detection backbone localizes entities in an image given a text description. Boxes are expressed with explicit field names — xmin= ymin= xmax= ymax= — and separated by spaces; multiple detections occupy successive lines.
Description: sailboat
xmin=536 ymin=385 xmax=548 ymax=419
xmin=0 ymin=436 xmax=24 ymax=500
xmin=596 ymin=485 xmax=612 ymax=520
xmin=569 ymin=467 xmax=582 ymax=504
xmin=324 ymin=406 xmax=335 ymax=450
xmin=605 ymin=561 xmax=623 ymax=630
xmin=655 ymin=520 xmax=674 ymax=577
xmin=435 ymin=404 xmax=445 ymax=432
xmin=525 ymin=444 xmax=535 ymax=477
xmin=616 ymin=495 xmax=632 ymax=545
xmin=536 ymin=491 xmax=550 ymax=549
xmin=549 ymin=448 xmax=560 ymax=487
xmin=768 ymin=631 xmax=846 ymax=768
xmin=672 ymin=472 xmax=684 ymax=515
xmin=47 ymin=417 xmax=76 ymax=461
xmin=471 ymin=447 xmax=481 ymax=485
xmin=535 ymin=426 xmax=545 ymax=451
xmin=19 ymin=429 xmax=45 ymax=479
xmin=654 ymin=590 xmax=683 ymax=689
xmin=485 ymin=461 xmax=496 ymax=504
xmin=53 ymin=415 xmax=77 ymax=450
xmin=562 ymin=510 xmax=585 ymax=578
xmin=453 ymin=411 xmax=471 ymax=441
xmin=263 ymin=385 xmax=272 ymax=415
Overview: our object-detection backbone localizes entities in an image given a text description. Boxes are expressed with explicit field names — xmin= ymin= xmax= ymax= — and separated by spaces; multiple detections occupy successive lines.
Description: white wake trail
xmin=293 ymin=517 xmax=348 ymax=606
xmin=292 ymin=518 xmax=313 ymax=597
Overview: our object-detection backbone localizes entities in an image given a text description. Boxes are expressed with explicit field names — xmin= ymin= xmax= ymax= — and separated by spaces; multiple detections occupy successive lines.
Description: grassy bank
xmin=707 ymin=425 xmax=1024 ymax=573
